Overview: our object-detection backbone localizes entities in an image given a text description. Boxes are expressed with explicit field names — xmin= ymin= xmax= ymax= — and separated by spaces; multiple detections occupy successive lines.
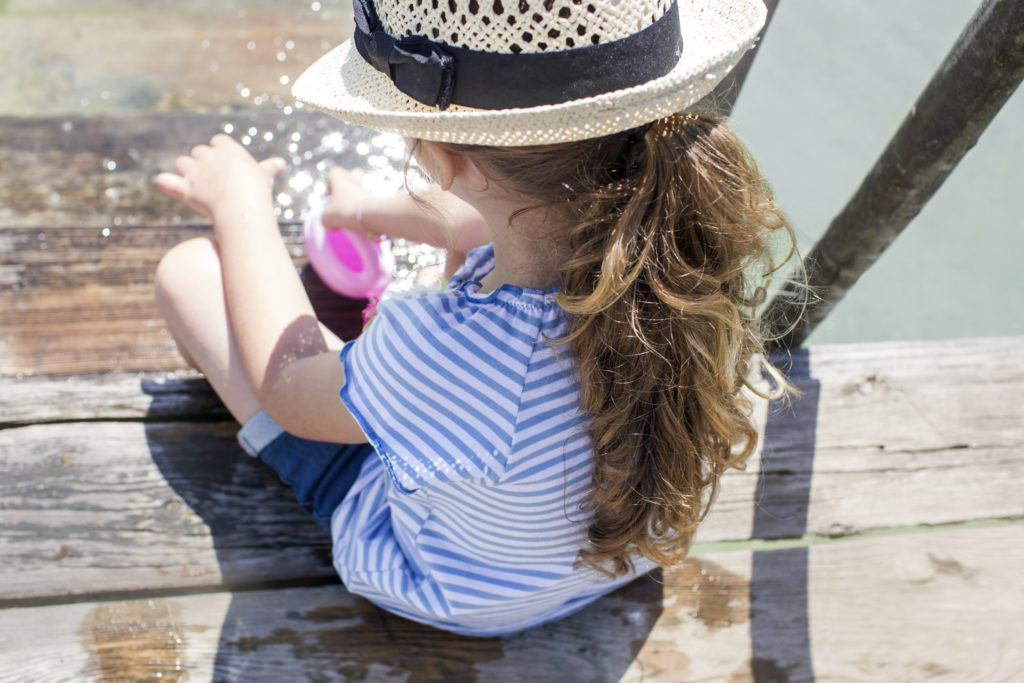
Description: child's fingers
xmin=175 ymin=155 xmax=197 ymax=177
xmin=259 ymin=157 xmax=287 ymax=177
xmin=154 ymin=172 xmax=189 ymax=200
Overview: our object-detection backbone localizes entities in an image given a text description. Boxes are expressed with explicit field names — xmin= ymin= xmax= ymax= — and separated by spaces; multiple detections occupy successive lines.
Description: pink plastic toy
xmin=303 ymin=198 xmax=394 ymax=301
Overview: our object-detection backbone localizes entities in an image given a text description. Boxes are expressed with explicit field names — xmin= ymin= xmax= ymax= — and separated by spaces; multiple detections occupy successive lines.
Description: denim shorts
xmin=238 ymin=410 xmax=374 ymax=531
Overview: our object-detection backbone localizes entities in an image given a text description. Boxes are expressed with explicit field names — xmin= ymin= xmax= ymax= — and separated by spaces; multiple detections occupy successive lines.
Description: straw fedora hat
xmin=293 ymin=0 xmax=766 ymax=146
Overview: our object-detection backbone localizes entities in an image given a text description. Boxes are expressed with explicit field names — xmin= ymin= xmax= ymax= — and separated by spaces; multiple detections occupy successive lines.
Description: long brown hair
xmin=443 ymin=112 xmax=795 ymax=576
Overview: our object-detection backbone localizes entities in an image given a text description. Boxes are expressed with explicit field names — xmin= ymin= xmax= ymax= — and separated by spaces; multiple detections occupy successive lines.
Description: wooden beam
xmin=1 ymin=224 xmax=371 ymax=376
xmin=2 ymin=338 xmax=1020 ymax=603
xmin=1 ymin=527 xmax=1020 ymax=681
xmin=762 ymin=0 xmax=1024 ymax=347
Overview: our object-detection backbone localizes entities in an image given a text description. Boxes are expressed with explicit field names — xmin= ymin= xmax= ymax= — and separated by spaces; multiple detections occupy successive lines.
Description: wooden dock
xmin=2 ymin=111 xmax=1023 ymax=681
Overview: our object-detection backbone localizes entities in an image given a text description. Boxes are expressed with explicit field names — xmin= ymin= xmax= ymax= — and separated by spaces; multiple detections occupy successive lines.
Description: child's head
xmin=295 ymin=0 xmax=793 ymax=575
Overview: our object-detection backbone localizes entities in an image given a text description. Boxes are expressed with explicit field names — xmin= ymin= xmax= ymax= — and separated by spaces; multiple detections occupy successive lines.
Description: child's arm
xmin=156 ymin=135 xmax=366 ymax=444
xmin=323 ymin=168 xmax=490 ymax=277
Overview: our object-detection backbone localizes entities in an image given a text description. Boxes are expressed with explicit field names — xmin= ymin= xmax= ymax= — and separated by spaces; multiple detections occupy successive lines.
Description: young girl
xmin=154 ymin=0 xmax=792 ymax=636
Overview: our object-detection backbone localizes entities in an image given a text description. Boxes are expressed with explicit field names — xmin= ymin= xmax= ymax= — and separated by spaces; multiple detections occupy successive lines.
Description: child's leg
xmin=155 ymin=238 xmax=347 ymax=425
xmin=154 ymin=237 xmax=263 ymax=424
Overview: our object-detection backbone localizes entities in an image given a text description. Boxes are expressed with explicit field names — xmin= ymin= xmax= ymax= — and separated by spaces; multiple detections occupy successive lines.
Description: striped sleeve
xmin=338 ymin=290 xmax=534 ymax=493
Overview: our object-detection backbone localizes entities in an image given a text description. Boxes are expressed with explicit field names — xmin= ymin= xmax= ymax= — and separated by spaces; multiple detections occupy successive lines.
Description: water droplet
xmin=283 ymin=208 xmax=295 ymax=220
xmin=210 ymin=63 xmax=220 ymax=73
xmin=114 ymin=217 xmax=123 ymax=226
xmin=100 ymin=90 xmax=110 ymax=100
xmin=105 ymin=188 xmax=121 ymax=200
xmin=285 ymin=40 xmax=296 ymax=50
xmin=279 ymin=75 xmax=290 ymax=86
xmin=277 ymin=193 xmax=293 ymax=207
xmin=283 ymin=105 xmax=294 ymax=115
xmin=223 ymin=123 xmax=235 ymax=134
xmin=247 ymin=41 xmax=257 ymax=51
xmin=240 ymin=87 xmax=251 ymax=98
xmin=248 ymin=127 xmax=258 ymax=136
xmin=311 ymin=1 xmax=322 ymax=11
xmin=62 ymin=120 xmax=73 ymax=133
xmin=201 ymin=39 xmax=210 ymax=49
xmin=101 ymin=228 xmax=111 ymax=237
xmin=103 ymin=158 xmax=117 ymax=171
xmin=242 ymin=136 xmax=252 ymax=146
xmin=288 ymin=143 xmax=299 ymax=153
xmin=80 ymin=98 xmax=90 ymax=108
xmin=263 ymin=131 xmax=274 ymax=142
xmin=277 ymin=51 xmax=287 ymax=62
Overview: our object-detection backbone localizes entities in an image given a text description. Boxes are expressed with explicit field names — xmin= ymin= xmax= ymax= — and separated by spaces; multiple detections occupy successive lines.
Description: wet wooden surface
xmin=3 ymin=88 xmax=1023 ymax=683
xmin=3 ymin=338 xmax=1023 ymax=607
xmin=2 ymin=334 xmax=1023 ymax=680
xmin=1 ymin=527 xmax=1020 ymax=681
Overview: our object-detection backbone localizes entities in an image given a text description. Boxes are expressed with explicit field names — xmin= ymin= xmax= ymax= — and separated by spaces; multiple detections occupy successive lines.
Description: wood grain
xmin=2 ymin=338 xmax=1020 ymax=604
xmin=1 ymin=224 xmax=369 ymax=376
xmin=0 ymin=527 xmax=1019 ymax=682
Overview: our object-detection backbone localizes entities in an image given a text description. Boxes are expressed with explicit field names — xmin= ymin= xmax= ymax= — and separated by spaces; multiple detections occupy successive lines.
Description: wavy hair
xmin=443 ymin=112 xmax=796 ymax=575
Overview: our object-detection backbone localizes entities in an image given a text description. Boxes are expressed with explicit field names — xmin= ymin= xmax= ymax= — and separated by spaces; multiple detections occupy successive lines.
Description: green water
xmin=2 ymin=0 xmax=1021 ymax=346
xmin=731 ymin=1 xmax=1024 ymax=345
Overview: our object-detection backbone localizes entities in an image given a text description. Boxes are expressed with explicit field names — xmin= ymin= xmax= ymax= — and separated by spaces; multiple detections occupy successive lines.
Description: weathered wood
xmin=1 ymin=527 xmax=1020 ymax=681
xmin=3 ymin=338 xmax=1021 ymax=603
xmin=1 ymin=224 xmax=369 ymax=376
xmin=708 ymin=0 xmax=780 ymax=117
xmin=0 ymin=374 xmax=228 ymax=426
xmin=0 ymin=113 xmax=385 ymax=230
xmin=0 ymin=6 xmax=354 ymax=117
xmin=0 ymin=420 xmax=336 ymax=604
xmin=762 ymin=0 xmax=1024 ymax=347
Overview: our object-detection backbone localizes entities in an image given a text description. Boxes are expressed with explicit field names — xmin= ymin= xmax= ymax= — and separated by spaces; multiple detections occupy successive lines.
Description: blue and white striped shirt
xmin=333 ymin=245 xmax=654 ymax=635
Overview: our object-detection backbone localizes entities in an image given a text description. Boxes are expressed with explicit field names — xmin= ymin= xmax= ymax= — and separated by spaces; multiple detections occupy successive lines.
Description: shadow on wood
xmin=751 ymin=349 xmax=819 ymax=682
xmin=142 ymin=406 xmax=666 ymax=679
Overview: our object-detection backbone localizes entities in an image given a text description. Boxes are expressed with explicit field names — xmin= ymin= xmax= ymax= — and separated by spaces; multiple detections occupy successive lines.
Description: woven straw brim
xmin=293 ymin=0 xmax=766 ymax=146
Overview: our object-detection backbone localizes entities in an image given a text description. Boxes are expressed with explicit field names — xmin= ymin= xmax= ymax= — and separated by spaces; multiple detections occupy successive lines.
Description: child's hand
xmin=322 ymin=167 xmax=368 ymax=235
xmin=156 ymin=134 xmax=285 ymax=220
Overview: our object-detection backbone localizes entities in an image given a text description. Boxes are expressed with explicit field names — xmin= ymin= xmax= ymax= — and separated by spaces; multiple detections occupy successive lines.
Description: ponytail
xmin=444 ymin=112 xmax=795 ymax=575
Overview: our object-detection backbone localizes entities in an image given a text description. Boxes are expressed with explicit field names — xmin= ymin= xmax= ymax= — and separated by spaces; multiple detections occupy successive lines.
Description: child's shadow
xmin=143 ymin=277 xmax=818 ymax=679
xmin=142 ymin=268 xmax=662 ymax=679
xmin=143 ymin=400 xmax=664 ymax=680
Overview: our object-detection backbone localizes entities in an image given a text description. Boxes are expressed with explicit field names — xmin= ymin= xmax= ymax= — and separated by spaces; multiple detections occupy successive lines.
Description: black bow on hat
xmin=353 ymin=0 xmax=456 ymax=110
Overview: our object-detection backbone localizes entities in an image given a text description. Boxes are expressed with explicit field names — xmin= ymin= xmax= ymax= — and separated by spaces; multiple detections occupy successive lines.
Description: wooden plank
xmin=1 ymin=223 xmax=370 ymax=376
xmin=0 ymin=6 xmax=353 ymax=117
xmin=0 ymin=374 xmax=227 ymax=426
xmin=0 ymin=112 xmax=381 ymax=230
xmin=1 ymin=527 xmax=1020 ymax=681
xmin=762 ymin=0 xmax=1024 ymax=346
xmin=3 ymin=338 xmax=1021 ymax=603
xmin=0 ymin=420 xmax=336 ymax=604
